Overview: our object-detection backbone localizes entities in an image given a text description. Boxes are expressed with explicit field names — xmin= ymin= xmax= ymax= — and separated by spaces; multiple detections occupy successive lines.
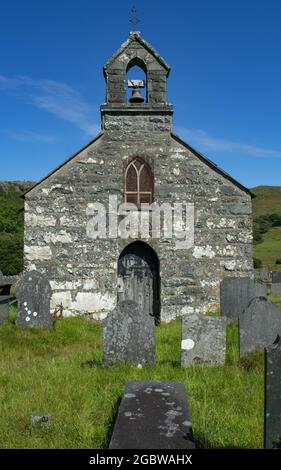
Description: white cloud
xmin=0 ymin=75 xmax=100 ymax=136
xmin=176 ymin=127 xmax=281 ymax=158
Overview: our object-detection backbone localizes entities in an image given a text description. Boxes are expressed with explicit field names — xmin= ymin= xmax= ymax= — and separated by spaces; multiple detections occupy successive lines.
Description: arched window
xmin=125 ymin=158 xmax=154 ymax=207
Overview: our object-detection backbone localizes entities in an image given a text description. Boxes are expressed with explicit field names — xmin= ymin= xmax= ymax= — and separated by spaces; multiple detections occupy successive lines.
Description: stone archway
xmin=117 ymin=241 xmax=160 ymax=323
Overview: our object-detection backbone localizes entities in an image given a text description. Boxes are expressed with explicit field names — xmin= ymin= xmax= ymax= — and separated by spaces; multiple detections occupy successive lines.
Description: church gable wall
xmin=24 ymin=121 xmax=252 ymax=320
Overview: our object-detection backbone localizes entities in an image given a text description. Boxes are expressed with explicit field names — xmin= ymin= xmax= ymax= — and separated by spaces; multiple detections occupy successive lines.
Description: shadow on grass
xmin=157 ymin=360 xmax=181 ymax=368
xmin=81 ymin=359 xmax=104 ymax=368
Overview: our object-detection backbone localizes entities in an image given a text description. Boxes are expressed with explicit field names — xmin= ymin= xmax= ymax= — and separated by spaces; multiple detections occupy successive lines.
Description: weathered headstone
xmin=220 ymin=277 xmax=267 ymax=323
xmin=103 ymin=300 xmax=155 ymax=366
xmin=271 ymin=283 xmax=281 ymax=295
xmin=109 ymin=381 xmax=195 ymax=449
xmin=181 ymin=314 xmax=226 ymax=365
xmin=260 ymin=268 xmax=270 ymax=282
xmin=0 ymin=295 xmax=13 ymax=325
xmin=272 ymin=271 xmax=281 ymax=284
xmin=16 ymin=271 xmax=52 ymax=329
xmin=264 ymin=335 xmax=281 ymax=449
xmin=239 ymin=297 xmax=281 ymax=356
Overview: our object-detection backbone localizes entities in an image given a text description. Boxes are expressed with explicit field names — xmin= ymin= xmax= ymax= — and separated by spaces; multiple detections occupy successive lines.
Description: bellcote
xmin=100 ymin=32 xmax=173 ymax=129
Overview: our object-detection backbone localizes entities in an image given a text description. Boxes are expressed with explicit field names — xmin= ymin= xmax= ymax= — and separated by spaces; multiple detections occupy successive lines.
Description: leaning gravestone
xmin=239 ymin=297 xmax=281 ymax=357
xmin=220 ymin=277 xmax=267 ymax=323
xmin=181 ymin=314 xmax=226 ymax=365
xmin=271 ymin=283 xmax=281 ymax=295
xmin=264 ymin=335 xmax=281 ymax=449
xmin=272 ymin=271 xmax=281 ymax=284
xmin=103 ymin=300 xmax=155 ymax=366
xmin=16 ymin=271 xmax=52 ymax=329
xmin=109 ymin=381 xmax=195 ymax=449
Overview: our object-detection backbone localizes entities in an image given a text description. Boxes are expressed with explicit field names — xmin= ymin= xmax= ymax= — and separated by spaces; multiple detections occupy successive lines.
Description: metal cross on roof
xmin=130 ymin=5 xmax=140 ymax=27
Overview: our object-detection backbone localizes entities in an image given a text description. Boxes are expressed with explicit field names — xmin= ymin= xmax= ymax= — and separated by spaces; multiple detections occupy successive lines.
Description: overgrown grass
xmin=0 ymin=308 xmax=264 ymax=449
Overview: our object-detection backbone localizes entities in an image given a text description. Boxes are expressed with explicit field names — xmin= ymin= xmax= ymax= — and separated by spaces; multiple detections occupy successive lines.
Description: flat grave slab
xmin=109 ymin=381 xmax=195 ymax=449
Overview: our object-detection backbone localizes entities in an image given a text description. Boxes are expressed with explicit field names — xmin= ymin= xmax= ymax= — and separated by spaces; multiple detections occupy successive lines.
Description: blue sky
xmin=0 ymin=0 xmax=281 ymax=188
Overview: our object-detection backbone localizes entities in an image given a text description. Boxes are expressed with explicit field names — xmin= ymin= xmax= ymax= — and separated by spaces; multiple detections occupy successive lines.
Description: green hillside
xmin=251 ymin=186 xmax=281 ymax=270
xmin=251 ymin=186 xmax=281 ymax=217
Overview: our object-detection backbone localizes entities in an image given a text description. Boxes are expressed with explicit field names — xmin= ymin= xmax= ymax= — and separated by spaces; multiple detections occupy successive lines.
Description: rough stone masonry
xmin=23 ymin=32 xmax=253 ymax=321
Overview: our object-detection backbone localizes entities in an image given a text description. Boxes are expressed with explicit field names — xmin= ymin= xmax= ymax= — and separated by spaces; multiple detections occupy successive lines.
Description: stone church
xmin=23 ymin=32 xmax=253 ymax=321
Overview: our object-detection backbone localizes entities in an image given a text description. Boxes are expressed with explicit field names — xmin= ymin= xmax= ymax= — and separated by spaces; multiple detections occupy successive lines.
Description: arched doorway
xmin=117 ymin=241 xmax=160 ymax=324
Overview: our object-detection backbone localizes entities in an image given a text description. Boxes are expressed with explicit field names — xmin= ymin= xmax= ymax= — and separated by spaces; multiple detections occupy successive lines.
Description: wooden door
xmin=117 ymin=242 xmax=160 ymax=322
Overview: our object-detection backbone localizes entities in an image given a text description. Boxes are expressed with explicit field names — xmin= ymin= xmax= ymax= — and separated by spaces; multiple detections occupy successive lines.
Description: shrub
xmin=253 ymin=213 xmax=281 ymax=246
xmin=276 ymin=259 xmax=281 ymax=265
xmin=253 ymin=257 xmax=262 ymax=269
xmin=0 ymin=232 xmax=23 ymax=275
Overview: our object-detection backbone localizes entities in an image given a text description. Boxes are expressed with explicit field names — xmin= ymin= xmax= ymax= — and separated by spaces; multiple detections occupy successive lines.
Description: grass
xmin=0 ymin=306 xmax=265 ymax=449
xmin=253 ymin=226 xmax=281 ymax=270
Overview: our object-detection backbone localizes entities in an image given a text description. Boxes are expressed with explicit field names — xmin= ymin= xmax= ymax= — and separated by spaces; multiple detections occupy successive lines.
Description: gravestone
xmin=220 ymin=277 xmax=267 ymax=323
xmin=271 ymin=283 xmax=281 ymax=295
xmin=260 ymin=268 xmax=270 ymax=282
xmin=181 ymin=314 xmax=226 ymax=365
xmin=239 ymin=297 xmax=281 ymax=356
xmin=109 ymin=381 xmax=195 ymax=449
xmin=272 ymin=271 xmax=281 ymax=284
xmin=16 ymin=271 xmax=52 ymax=329
xmin=264 ymin=336 xmax=281 ymax=449
xmin=253 ymin=282 xmax=267 ymax=297
xmin=103 ymin=300 xmax=155 ymax=366
xmin=0 ymin=295 xmax=13 ymax=325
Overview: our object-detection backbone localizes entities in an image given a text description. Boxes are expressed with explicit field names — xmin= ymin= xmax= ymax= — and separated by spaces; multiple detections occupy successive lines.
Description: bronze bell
xmin=129 ymin=87 xmax=144 ymax=103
